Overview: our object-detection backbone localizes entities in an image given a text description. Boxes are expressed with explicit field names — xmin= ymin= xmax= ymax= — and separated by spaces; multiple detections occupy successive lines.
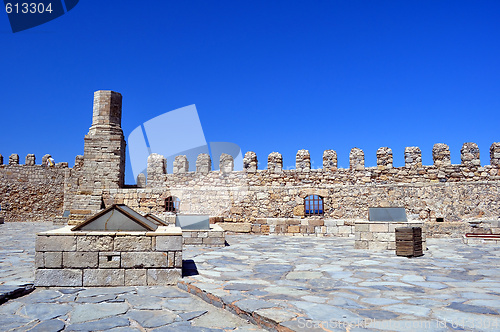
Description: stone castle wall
xmin=101 ymin=144 xmax=500 ymax=233
xmin=1 ymin=90 xmax=499 ymax=240
xmin=0 ymin=154 xmax=68 ymax=222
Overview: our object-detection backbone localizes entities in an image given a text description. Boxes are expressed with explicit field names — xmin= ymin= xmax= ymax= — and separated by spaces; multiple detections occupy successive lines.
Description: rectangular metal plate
xmin=175 ymin=215 xmax=210 ymax=230
xmin=369 ymin=207 xmax=407 ymax=222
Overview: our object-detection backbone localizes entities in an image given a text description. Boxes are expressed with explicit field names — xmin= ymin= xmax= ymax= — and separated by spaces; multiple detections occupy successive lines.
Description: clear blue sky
xmin=1 ymin=1 xmax=499 ymax=184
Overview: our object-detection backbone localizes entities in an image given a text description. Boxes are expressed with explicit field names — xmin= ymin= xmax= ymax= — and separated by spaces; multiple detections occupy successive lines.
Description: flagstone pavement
xmin=1 ymin=222 xmax=500 ymax=331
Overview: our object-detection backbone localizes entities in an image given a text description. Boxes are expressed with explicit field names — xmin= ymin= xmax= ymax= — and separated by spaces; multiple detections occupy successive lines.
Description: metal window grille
xmin=305 ymin=195 xmax=324 ymax=216
xmin=165 ymin=196 xmax=180 ymax=212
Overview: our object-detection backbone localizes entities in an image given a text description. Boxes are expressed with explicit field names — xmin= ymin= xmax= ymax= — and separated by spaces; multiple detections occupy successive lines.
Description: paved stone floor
xmin=1 ymin=222 xmax=500 ymax=331
xmin=182 ymin=235 xmax=500 ymax=331
xmin=0 ymin=222 xmax=264 ymax=331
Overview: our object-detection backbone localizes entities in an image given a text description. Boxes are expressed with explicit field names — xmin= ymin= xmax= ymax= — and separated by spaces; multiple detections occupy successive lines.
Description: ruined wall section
xmin=0 ymin=154 xmax=67 ymax=222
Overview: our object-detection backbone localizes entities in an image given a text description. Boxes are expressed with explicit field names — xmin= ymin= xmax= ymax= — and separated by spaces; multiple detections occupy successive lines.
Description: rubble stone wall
xmin=0 ymin=162 xmax=67 ymax=222
xmin=100 ymin=143 xmax=500 ymax=237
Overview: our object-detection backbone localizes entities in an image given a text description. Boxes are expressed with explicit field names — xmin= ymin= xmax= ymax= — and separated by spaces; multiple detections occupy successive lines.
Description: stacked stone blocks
xmin=35 ymin=226 xmax=182 ymax=287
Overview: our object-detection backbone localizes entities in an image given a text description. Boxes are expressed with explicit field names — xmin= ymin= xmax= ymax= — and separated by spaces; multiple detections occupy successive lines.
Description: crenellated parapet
xmin=296 ymin=149 xmax=311 ymax=172
xmin=323 ymin=150 xmax=337 ymax=170
xmin=376 ymin=147 xmax=393 ymax=170
xmin=461 ymin=142 xmax=480 ymax=167
xmin=491 ymin=142 xmax=500 ymax=166
xmin=196 ymin=153 xmax=211 ymax=174
xmin=243 ymin=151 xmax=257 ymax=173
xmin=220 ymin=153 xmax=234 ymax=173
xmin=25 ymin=154 xmax=35 ymax=166
xmin=9 ymin=154 xmax=19 ymax=165
xmin=268 ymin=152 xmax=283 ymax=173
xmin=173 ymin=155 xmax=189 ymax=174
xmin=350 ymin=148 xmax=364 ymax=170
xmin=433 ymin=144 xmax=451 ymax=167
xmin=147 ymin=153 xmax=166 ymax=184
xmin=405 ymin=147 xmax=422 ymax=168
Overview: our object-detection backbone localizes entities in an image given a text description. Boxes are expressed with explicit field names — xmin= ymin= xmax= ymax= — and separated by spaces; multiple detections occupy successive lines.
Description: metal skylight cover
xmin=72 ymin=205 xmax=158 ymax=231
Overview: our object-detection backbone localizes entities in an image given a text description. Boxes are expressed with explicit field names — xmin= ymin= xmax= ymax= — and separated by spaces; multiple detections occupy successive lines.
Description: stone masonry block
xmin=168 ymin=252 xmax=175 ymax=267
xmin=35 ymin=252 xmax=44 ymax=268
xmin=175 ymin=252 xmax=182 ymax=268
xmin=354 ymin=241 xmax=369 ymax=249
xmin=184 ymin=238 xmax=203 ymax=245
xmin=43 ymin=252 xmax=63 ymax=268
xmin=125 ymin=269 xmax=147 ymax=286
xmin=99 ymin=252 xmax=121 ymax=268
xmin=155 ymin=236 xmax=182 ymax=251
xmin=369 ymin=223 xmax=389 ymax=232
xmin=147 ymin=268 xmax=181 ymax=286
xmin=35 ymin=269 xmax=82 ymax=287
xmin=83 ymin=269 xmax=125 ymax=286
xmin=63 ymin=252 xmax=98 ymax=268
xmin=368 ymin=242 xmax=389 ymax=251
xmin=219 ymin=222 xmax=252 ymax=233
xmin=354 ymin=223 xmax=370 ymax=232
xmin=77 ymin=236 xmax=114 ymax=251
xmin=338 ymin=226 xmax=353 ymax=234
xmin=36 ymin=235 xmax=76 ymax=252
xmin=121 ymin=252 xmax=168 ymax=268
xmin=202 ymin=237 xmax=225 ymax=246
xmin=114 ymin=236 xmax=151 ymax=251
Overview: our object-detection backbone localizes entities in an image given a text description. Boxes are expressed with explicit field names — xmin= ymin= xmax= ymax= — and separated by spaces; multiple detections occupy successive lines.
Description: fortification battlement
xmin=0 ymin=153 xmax=68 ymax=168
xmin=144 ymin=142 xmax=500 ymax=176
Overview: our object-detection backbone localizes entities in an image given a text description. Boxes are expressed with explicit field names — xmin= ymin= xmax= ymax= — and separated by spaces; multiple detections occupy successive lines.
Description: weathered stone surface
xmin=98 ymin=252 xmax=121 ymax=268
xmin=121 ymin=252 xmax=169 ymax=268
xmin=9 ymin=153 xmax=19 ymax=165
xmin=350 ymin=148 xmax=364 ymax=170
xmin=322 ymin=149 xmax=337 ymax=169
xmin=155 ymin=236 xmax=182 ymax=251
xmin=63 ymin=252 xmax=98 ymax=268
xmin=405 ymin=146 xmax=422 ymax=168
xmin=36 ymin=236 xmax=76 ymax=252
xmin=147 ymin=153 xmax=166 ymax=184
xmin=28 ymin=319 xmax=65 ymax=332
xmin=146 ymin=268 xmax=181 ymax=285
xmin=267 ymin=152 xmax=282 ymax=173
xmin=296 ymin=149 xmax=311 ymax=172
xmin=173 ymin=155 xmax=189 ymax=174
xmin=44 ymin=252 xmax=63 ymax=268
xmin=35 ymin=269 xmax=82 ymax=287
xmin=25 ymin=154 xmax=36 ymax=166
xmin=461 ymin=142 xmax=480 ymax=166
xmin=76 ymin=236 xmax=113 ymax=251
xmin=219 ymin=222 xmax=252 ymax=233
xmin=196 ymin=153 xmax=211 ymax=174
xmin=490 ymin=142 xmax=500 ymax=166
xmin=136 ymin=173 xmax=146 ymax=188
xmin=243 ymin=151 xmax=257 ymax=172
xmin=219 ymin=153 xmax=234 ymax=173
xmin=125 ymin=269 xmax=147 ymax=286
xmin=70 ymin=302 xmax=129 ymax=324
xmin=376 ymin=147 xmax=392 ymax=169
xmin=114 ymin=236 xmax=151 ymax=251
xmin=433 ymin=143 xmax=451 ymax=167
xmin=83 ymin=269 xmax=125 ymax=286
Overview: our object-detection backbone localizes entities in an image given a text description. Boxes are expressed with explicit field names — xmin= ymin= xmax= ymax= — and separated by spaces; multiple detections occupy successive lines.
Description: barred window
xmin=305 ymin=195 xmax=323 ymax=216
xmin=165 ymin=196 xmax=180 ymax=212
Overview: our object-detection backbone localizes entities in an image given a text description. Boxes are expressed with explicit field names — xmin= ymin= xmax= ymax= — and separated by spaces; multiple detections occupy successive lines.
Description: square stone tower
xmin=82 ymin=90 xmax=126 ymax=189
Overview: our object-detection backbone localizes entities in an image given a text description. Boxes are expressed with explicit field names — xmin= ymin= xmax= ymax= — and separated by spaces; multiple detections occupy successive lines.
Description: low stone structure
xmin=35 ymin=225 xmax=182 ymax=287
xmin=182 ymin=224 xmax=225 ymax=246
xmin=354 ymin=221 xmax=426 ymax=250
